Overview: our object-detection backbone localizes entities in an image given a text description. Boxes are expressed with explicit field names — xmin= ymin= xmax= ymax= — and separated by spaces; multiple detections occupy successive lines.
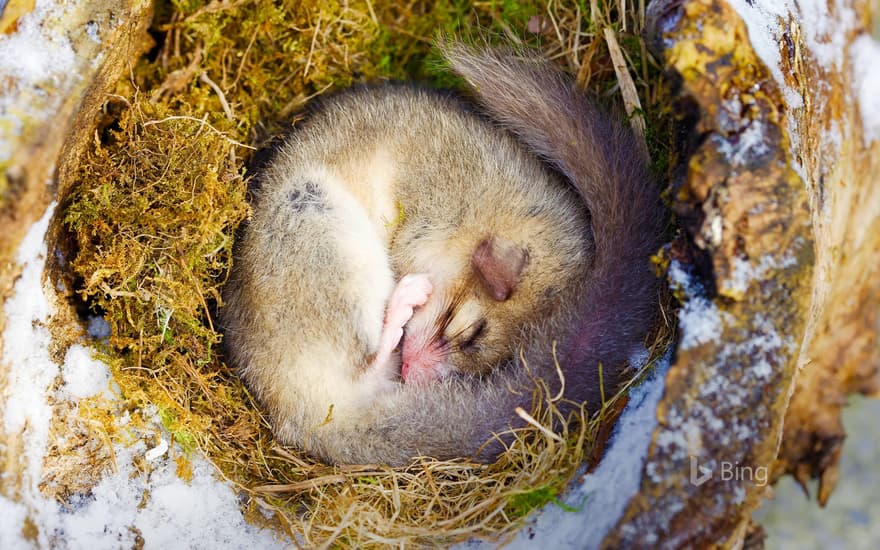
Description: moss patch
xmin=61 ymin=0 xmax=674 ymax=545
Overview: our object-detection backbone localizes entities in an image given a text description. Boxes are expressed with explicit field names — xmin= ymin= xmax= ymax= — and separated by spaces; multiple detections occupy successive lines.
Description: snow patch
xmin=0 ymin=0 xmax=77 ymax=87
xmin=86 ymin=315 xmax=111 ymax=339
xmin=719 ymin=252 xmax=798 ymax=299
xmin=728 ymin=0 xmax=855 ymax=91
xmin=60 ymin=345 xmax=112 ymax=400
xmin=724 ymin=256 xmax=756 ymax=298
xmin=144 ymin=437 xmax=170 ymax=462
xmin=727 ymin=0 xmax=859 ymax=186
xmin=85 ymin=21 xmax=101 ymax=44
xmin=727 ymin=0 xmax=804 ymax=186
xmin=54 ymin=441 xmax=283 ymax=550
xmin=2 ymin=202 xmax=57 ymax=493
xmin=710 ymin=119 xmax=772 ymax=168
xmin=850 ymin=34 xmax=880 ymax=145
xmin=796 ymin=0 xmax=857 ymax=70
xmin=677 ymin=296 xmax=725 ymax=350
xmin=669 ymin=261 xmax=729 ymax=350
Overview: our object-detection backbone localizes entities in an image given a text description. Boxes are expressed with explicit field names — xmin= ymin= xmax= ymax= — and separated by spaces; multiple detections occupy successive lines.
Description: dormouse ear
xmin=472 ymin=237 xmax=529 ymax=301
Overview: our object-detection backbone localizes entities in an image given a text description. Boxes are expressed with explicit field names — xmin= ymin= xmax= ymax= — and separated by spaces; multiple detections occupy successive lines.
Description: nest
xmin=58 ymin=0 xmax=675 ymax=546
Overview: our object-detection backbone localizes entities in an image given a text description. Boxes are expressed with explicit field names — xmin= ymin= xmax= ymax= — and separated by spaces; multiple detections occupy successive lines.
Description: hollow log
xmin=0 ymin=0 xmax=878 ymax=547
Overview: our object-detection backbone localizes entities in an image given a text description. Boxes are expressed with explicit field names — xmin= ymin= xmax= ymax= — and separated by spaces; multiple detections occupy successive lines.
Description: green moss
xmin=157 ymin=407 xmax=198 ymax=453
xmin=505 ymin=485 xmax=580 ymax=518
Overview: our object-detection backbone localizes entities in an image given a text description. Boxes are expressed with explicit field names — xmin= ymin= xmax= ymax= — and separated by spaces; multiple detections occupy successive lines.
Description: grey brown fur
xmin=219 ymin=44 xmax=664 ymax=465
xmin=444 ymin=43 xmax=667 ymax=409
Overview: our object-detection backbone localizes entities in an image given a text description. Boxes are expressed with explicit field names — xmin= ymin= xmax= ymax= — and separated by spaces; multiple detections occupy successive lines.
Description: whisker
xmin=426 ymin=281 xmax=479 ymax=350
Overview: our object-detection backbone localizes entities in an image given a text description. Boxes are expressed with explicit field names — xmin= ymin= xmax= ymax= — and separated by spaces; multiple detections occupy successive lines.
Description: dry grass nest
xmin=58 ymin=0 xmax=677 ymax=546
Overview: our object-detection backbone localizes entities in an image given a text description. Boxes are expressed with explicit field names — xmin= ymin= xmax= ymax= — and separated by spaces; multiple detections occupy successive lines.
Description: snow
xmin=677 ymin=295 xmax=725 ymax=350
xmin=850 ymin=34 xmax=880 ymax=145
xmin=60 ymin=345 xmax=112 ymax=400
xmin=0 ymin=203 xmax=286 ymax=549
xmin=630 ymin=256 xmax=793 ymax=542
xmin=85 ymin=21 xmax=101 ymax=44
xmin=2 ymin=202 xmax=57 ymax=486
xmin=728 ymin=0 xmax=855 ymax=94
xmin=0 ymin=0 xmax=76 ymax=86
xmin=719 ymin=252 xmax=798 ymax=301
xmin=85 ymin=315 xmax=111 ymax=340
xmin=726 ymin=1 xmax=804 ymax=110
xmin=725 ymin=256 xmax=756 ymax=298
xmin=0 ymin=0 xmax=79 ymax=165
xmin=669 ymin=261 xmax=729 ymax=349
xmin=795 ymin=0 xmax=856 ymax=70
xmin=503 ymin=353 xmax=671 ymax=549
xmin=51 ymin=437 xmax=283 ymax=550
xmin=725 ymin=0 xmax=802 ymax=180
xmin=144 ymin=437 xmax=170 ymax=462
xmin=710 ymin=119 xmax=772 ymax=168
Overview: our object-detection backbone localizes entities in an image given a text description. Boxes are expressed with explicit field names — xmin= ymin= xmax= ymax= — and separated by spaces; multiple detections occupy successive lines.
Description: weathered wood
xmin=776 ymin=0 xmax=880 ymax=505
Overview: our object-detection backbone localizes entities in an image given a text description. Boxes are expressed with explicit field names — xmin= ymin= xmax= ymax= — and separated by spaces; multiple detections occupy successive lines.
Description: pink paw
xmin=372 ymin=274 xmax=433 ymax=370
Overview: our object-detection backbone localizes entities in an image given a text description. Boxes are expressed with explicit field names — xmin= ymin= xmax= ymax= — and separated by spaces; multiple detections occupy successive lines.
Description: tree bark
xmin=603 ymin=0 xmax=880 ymax=547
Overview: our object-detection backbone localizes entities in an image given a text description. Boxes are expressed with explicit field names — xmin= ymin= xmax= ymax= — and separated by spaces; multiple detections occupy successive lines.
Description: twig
xmin=515 ymin=407 xmax=564 ymax=443
xmin=199 ymin=72 xmax=234 ymax=121
xmin=252 ymin=475 xmax=348 ymax=494
xmin=551 ymin=340 xmax=566 ymax=402
xmin=142 ymin=115 xmax=256 ymax=150
xmin=603 ymin=27 xmax=649 ymax=162
xmin=278 ymin=82 xmax=333 ymax=120
xmin=304 ymin=15 xmax=322 ymax=78
xmin=364 ymin=0 xmax=378 ymax=26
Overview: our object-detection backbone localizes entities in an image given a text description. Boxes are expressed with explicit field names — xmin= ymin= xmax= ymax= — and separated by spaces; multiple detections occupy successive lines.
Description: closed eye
xmin=458 ymin=319 xmax=487 ymax=352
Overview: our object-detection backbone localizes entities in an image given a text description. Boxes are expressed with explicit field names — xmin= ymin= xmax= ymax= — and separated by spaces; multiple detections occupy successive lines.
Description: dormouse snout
xmin=401 ymin=337 xmax=451 ymax=384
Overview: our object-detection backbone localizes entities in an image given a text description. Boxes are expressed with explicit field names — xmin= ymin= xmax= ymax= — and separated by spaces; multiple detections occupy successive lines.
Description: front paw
xmin=384 ymin=273 xmax=433 ymax=338
xmin=372 ymin=273 xmax=433 ymax=370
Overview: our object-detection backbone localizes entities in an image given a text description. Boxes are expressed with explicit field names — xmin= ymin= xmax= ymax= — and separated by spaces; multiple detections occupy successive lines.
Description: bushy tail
xmin=443 ymin=43 xmax=666 ymax=407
